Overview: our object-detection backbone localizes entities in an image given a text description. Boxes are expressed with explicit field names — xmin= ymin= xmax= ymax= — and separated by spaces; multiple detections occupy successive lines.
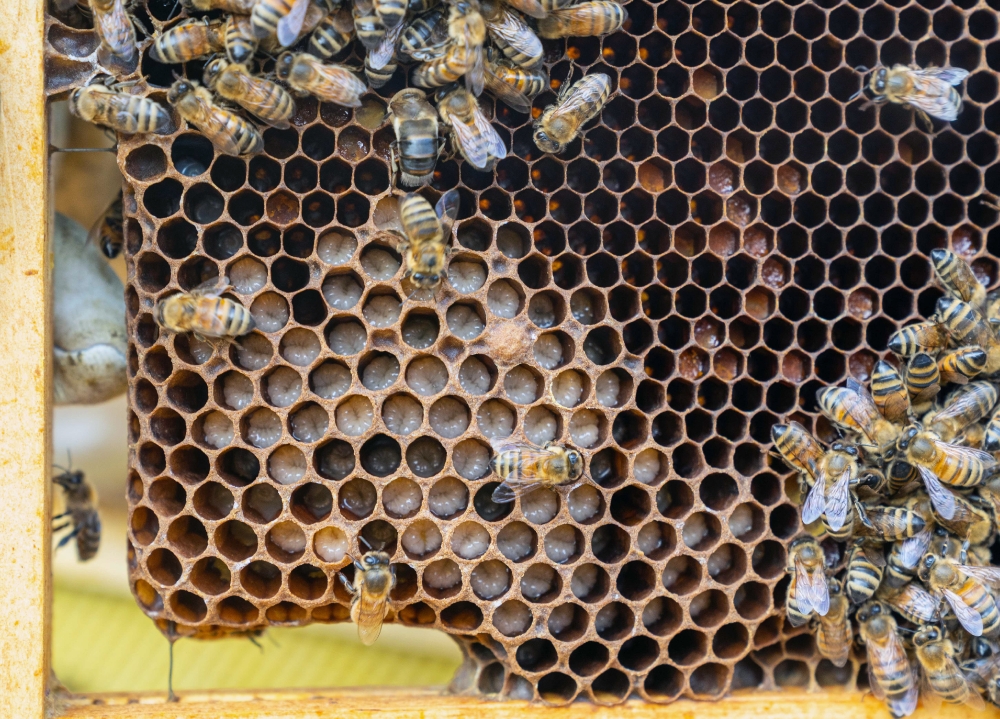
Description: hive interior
xmin=44 ymin=0 xmax=1000 ymax=704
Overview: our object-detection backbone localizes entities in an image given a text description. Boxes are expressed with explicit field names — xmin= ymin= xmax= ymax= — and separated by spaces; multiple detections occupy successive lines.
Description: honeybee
xmin=856 ymin=504 xmax=928 ymax=541
xmin=897 ymin=425 xmax=994 ymax=520
xmin=374 ymin=0 xmax=406 ymax=28
xmin=53 ymin=468 xmax=101 ymax=561
xmin=537 ymin=0 xmax=626 ymax=38
xmin=938 ymin=347 xmax=988 ymax=386
xmin=856 ymin=601 xmax=919 ymax=717
xmin=856 ymin=64 xmax=969 ymax=130
xmin=479 ymin=0 xmax=543 ymax=69
xmin=203 ymin=57 xmax=296 ymax=129
xmin=887 ymin=458 xmax=919 ymax=495
xmin=914 ymin=625 xmax=985 ymax=708
xmin=932 ymin=248 xmax=986 ymax=310
xmin=785 ymin=536 xmax=829 ymax=626
xmin=365 ymin=53 xmax=399 ymax=88
xmin=904 ymin=353 xmax=941 ymax=415
xmin=181 ymin=0 xmax=257 ymax=11
xmin=149 ymin=18 xmax=226 ymax=65
xmin=881 ymin=580 xmax=941 ymax=625
xmin=871 ymin=359 xmax=909 ymax=425
xmin=845 ymin=537 xmax=885 ymax=604
xmin=905 ymin=492 xmax=993 ymax=546
xmin=275 ymin=53 xmax=367 ymax=107
xmin=69 ymin=80 xmax=175 ymax=136
xmin=339 ymin=551 xmax=395 ymax=645
xmin=252 ymin=0 xmax=317 ymax=47
xmin=801 ymin=441 xmax=860 ymax=532
xmin=983 ymin=406 xmax=1000 ymax=453
xmin=88 ymin=191 xmax=124 ymax=259
xmin=505 ymin=0 xmax=547 ymax=18
xmin=485 ymin=51 xmax=546 ymax=102
xmin=400 ymin=7 xmax=449 ymax=58
xmin=919 ymin=552 xmax=1000 ymax=637
xmin=386 ymin=189 xmax=459 ymax=290
xmin=154 ymin=279 xmax=256 ymax=339
xmin=936 ymin=296 xmax=1000 ymax=374
xmin=771 ymin=421 xmax=825 ymax=491
xmin=817 ymin=378 xmax=901 ymax=464
xmin=926 ymin=381 xmax=998 ymax=443
xmin=387 ymin=89 xmax=441 ymax=187
xmin=815 ymin=578 xmax=852 ymax=668
xmin=168 ymin=78 xmax=264 ymax=156
xmin=367 ymin=20 xmax=407 ymax=73
xmin=490 ymin=441 xmax=585 ymax=503
xmin=888 ymin=321 xmax=949 ymax=357
xmin=411 ymin=1 xmax=487 ymax=95
xmin=354 ymin=0 xmax=387 ymax=50
xmin=533 ymin=73 xmax=612 ymax=154
xmin=224 ymin=14 xmax=259 ymax=65
xmin=90 ymin=0 xmax=137 ymax=63
xmin=309 ymin=7 xmax=356 ymax=57
xmin=882 ymin=528 xmax=933 ymax=592
xmin=437 ymin=86 xmax=507 ymax=170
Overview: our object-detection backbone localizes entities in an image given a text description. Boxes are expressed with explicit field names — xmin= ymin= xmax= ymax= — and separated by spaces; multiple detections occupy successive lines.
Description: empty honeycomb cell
xmin=192 ymin=482 xmax=234 ymax=522
xmin=132 ymin=507 xmax=159 ymax=548
xmin=360 ymin=353 xmax=400 ymax=391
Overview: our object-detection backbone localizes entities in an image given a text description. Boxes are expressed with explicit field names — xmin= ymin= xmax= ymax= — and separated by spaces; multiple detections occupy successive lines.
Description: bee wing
xmin=794 ymin=557 xmax=830 ymax=616
xmin=800 ymin=472 xmax=828 ymax=525
xmin=963 ymin=679 xmax=987 ymax=712
xmin=447 ymin=113 xmax=490 ymax=168
xmin=369 ymin=21 xmax=404 ymax=69
xmin=355 ymin=586 xmax=390 ymax=645
xmin=472 ymin=104 xmax=507 ymax=160
xmin=464 ymin=43 xmax=485 ymax=96
xmin=930 ymin=388 xmax=992 ymax=427
xmin=957 ymin=565 xmax=1000 ymax=589
xmin=504 ymin=0 xmax=547 ymax=19
xmin=199 ymin=105 xmax=246 ymax=157
xmin=492 ymin=480 xmax=541 ymax=504
xmin=486 ymin=10 xmax=542 ymax=66
xmin=278 ymin=0 xmax=313 ymax=46
xmin=892 ymin=583 xmax=940 ymax=622
xmin=861 ymin=541 xmax=887 ymax=568
xmin=189 ymin=277 xmax=228 ymax=298
xmin=916 ymin=464 xmax=958 ymax=521
xmin=483 ymin=68 xmax=532 ymax=113
xmin=435 ymin=189 xmax=460 ymax=240
xmin=943 ymin=588 xmax=985 ymax=637
xmin=914 ymin=67 xmax=970 ymax=85
xmin=932 ymin=437 xmax=995 ymax=465
xmin=888 ymin=678 xmax=919 ymax=719
xmin=824 ymin=468 xmax=853 ymax=531
xmin=309 ymin=63 xmax=366 ymax=107
xmin=897 ymin=529 xmax=932 ymax=569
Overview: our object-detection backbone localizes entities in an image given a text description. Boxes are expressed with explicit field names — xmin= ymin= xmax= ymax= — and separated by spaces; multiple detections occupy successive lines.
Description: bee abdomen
xmin=374 ymin=0 xmax=407 ymax=27
xmin=76 ymin=511 xmax=102 ymax=561
xmin=847 ymin=565 xmax=882 ymax=603
xmin=225 ymin=15 xmax=259 ymax=64
xmin=252 ymin=0 xmax=294 ymax=38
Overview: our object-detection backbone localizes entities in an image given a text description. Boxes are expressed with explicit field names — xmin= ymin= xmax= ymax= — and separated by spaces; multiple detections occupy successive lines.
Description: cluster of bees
xmin=773 ymin=249 xmax=1000 ymax=716
xmin=64 ymin=0 xmax=625 ymax=179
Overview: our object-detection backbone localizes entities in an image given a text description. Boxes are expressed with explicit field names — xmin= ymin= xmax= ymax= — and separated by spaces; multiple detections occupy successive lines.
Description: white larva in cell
xmin=492 ymin=601 xmax=532 ymax=637
xmin=269 ymin=522 xmax=306 ymax=554
xmin=310 ymin=361 xmax=351 ymax=399
xmin=429 ymin=396 xmax=470 ymax=439
xmin=503 ymin=365 xmax=539 ymax=404
xmin=451 ymin=521 xmax=490 ymax=559
xmin=246 ymin=487 xmax=282 ymax=522
xmin=487 ymin=280 xmax=521 ymax=318
xmin=453 ymin=438 xmax=490 ymax=479
xmin=362 ymin=354 xmax=400 ymax=390
xmin=524 ymin=406 xmax=558 ymax=445
xmin=447 ymin=261 xmax=486 ymax=294
xmin=265 ymin=366 xmax=302 ymax=407
xmin=328 ymin=321 xmax=367 ymax=355
xmin=568 ymin=484 xmax=602 ymax=523
xmin=520 ymin=564 xmax=556 ymax=600
xmin=382 ymin=394 xmax=423 ymax=435
xmin=570 ymin=291 xmax=595 ymax=324
xmin=401 ymin=314 xmax=439 ymax=349
xmin=423 ymin=559 xmax=461 ymax=590
xmin=533 ymin=333 xmax=564 ymax=370
xmin=362 ymin=294 xmax=401 ymax=328
xmin=527 ymin=293 xmax=556 ymax=328
xmin=279 ymin=328 xmax=321 ymax=366
xmin=314 ymin=526 xmax=349 ymax=562
xmin=594 ymin=605 xmax=619 ymax=635
xmin=406 ymin=438 xmax=445 ymax=477
xmin=569 ymin=409 xmax=601 ymax=448
xmin=551 ymin=370 xmax=584 ymax=408
xmin=321 ymin=273 xmax=363 ymax=310
xmin=360 ymin=246 xmax=401 ymax=280
xmin=317 ymin=440 xmax=355 ymax=480
xmin=222 ymin=371 xmax=254 ymax=409
xmin=571 ymin=564 xmax=599 ymax=600
xmin=290 ymin=404 xmax=329 ymax=442
xmin=634 ymin=448 xmax=665 ymax=485
xmin=476 ymin=399 xmax=514 ymax=439
xmin=406 ymin=356 xmax=448 ymax=396
xmin=335 ymin=395 xmax=374 ymax=436
xmin=383 ymin=477 xmax=422 ymax=518
xmin=470 ymin=561 xmax=511 ymax=599
xmin=637 ymin=521 xmax=668 ymax=556
xmin=595 ymin=370 xmax=621 ymax=407
xmin=228 ymin=257 xmax=267 ymax=294
xmin=496 ymin=521 xmax=535 ymax=562
xmin=506 ymin=676 xmax=534 ymax=701
xmin=446 ymin=303 xmax=484 ymax=340
xmin=459 ymin=356 xmax=492 ymax=395
xmin=728 ymin=504 xmax=756 ymax=539
xmin=235 ymin=333 xmax=273 ymax=370
xmin=250 ymin=292 xmax=290 ymax=333
xmin=428 ymin=477 xmax=468 ymax=518
xmin=268 ymin=445 xmax=307 ymax=484
xmin=317 ymin=231 xmax=357 ymax=265
xmin=246 ymin=408 xmax=282 ymax=447
xmin=496 ymin=227 xmax=526 ymax=258
xmin=682 ymin=512 xmax=709 ymax=549
xmin=544 ymin=525 xmax=580 ymax=564
xmin=401 ymin=520 xmax=442 ymax=558
xmin=201 ymin=411 xmax=234 ymax=449
xmin=546 ymin=604 xmax=575 ymax=635
xmin=339 ymin=478 xmax=376 ymax=517
xmin=707 ymin=544 xmax=735 ymax=579
xmin=185 ymin=336 xmax=214 ymax=364
xmin=520 ymin=488 xmax=558 ymax=524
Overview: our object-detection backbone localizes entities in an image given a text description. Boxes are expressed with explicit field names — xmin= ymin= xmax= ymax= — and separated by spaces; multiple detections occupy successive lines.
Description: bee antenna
xmin=358 ymin=534 xmax=374 ymax=551
xmin=166 ymin=0 xmax=181 ymax=20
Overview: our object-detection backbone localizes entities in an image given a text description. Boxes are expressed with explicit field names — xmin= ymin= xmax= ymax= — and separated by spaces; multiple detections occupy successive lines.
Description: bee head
xmin=203 ymin=57 xmax=227 ymax=89
xmin=411 ymin=271 xmax=443 ymax=288
xmin=54 ymin=469 xmax=84 ymax=489
xmin=827 ymin=577 xmax=842 ymax=596
xmin=918 ymin=552 xmax=937 ymax=580
xmin=167 ymin=78 xmax=196 ymax=104
xmin=871 ymin=67 xmax=888 ymax=93
xmin=532 ymin=128 xmax=560 ymax=155
xmin=914 ymin=625 xmax=941 ymax=646
xmin=565 ymin=447 xmax=584 ymax=480
xmin=896 ymin=425 xmax=919 ymax=451
xmin=275 ymin=52 xmax=295 ymax=81
xmin=364 ymin=551 xmax=391 ymax=567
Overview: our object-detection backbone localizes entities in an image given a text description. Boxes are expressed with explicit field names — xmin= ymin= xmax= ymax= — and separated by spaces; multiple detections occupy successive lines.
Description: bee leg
xmin=390 ymin=563 xmax=397 ymax=589
xmin=167 ymin=636 xmax=178 ymax=702
xmin=337 ymin=572 xmax=356 ymax=595
xmin=52 ymin=521 xmax=71 ymax=533
xmin=52 ymin=510 xmax=71 ymax=520
xmin=248 ymin=634 xmax=264 ymax=652
xmin=56 ymin=526 xmax=81 ymax=549
xmin=916 ymin=109 xmax=934 ymax=133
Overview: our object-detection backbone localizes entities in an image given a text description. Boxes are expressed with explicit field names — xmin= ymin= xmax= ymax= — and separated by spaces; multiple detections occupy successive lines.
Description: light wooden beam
xmin=0 ymin=0 xmax=51 ymax=718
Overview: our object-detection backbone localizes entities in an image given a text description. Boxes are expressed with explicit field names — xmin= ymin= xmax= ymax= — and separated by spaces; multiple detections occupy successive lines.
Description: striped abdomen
xmin=399 ymin=194 xmax=442 ymax=245
xmin=932 ymin=248 xmax=984 ymax=306
xmin=92 ymin=0 xmax=137 ymax=61
xmin=784 ymin=577 xmax=810 ymax=627
xmin=868 ymin=638 xmax=915 ymax=705
xmin=847 ymin=557 xmax=883 ymax=604
xmin=928 ymin=448 xmax=986 ymax=487
xmin=401 ymin=8 xmax=447 ymax=56
xmin=227 ymin=73 xmax=295 ymax=128
xmin=956 ymin=577 xmax=1000 ymax=635
xmin=374 ymin=0 xmax=406 ymax=27
xmin=365 ymin=55 xmax=398 ymax=88
xmin=396 ymin=117 xmax=438 ymax=177
xmin=937 ymin=297 xmax=991 ymax=346
xmin=904 ymin=353 xmax=939 ymax=405
xmin=104 ymin=94 xmax=174 ymax=134
xmin=412 ymin=45 xmax=467 ymax=88
xmin=537 ymin=1 xmax=625 ymax=38
xmin=310 ymin=10 xmax=355 ymax=57
xmin=74 ymin=509 xmax=102 ymax=561
xmin=493 ymin=63 xmax=545 ymax=97
xmin=252 ymin=0 xmax=294 ymax=38
xmin=938 ymin=347 xmax=987 ymax=384
xmin=151 ymin=20 xmax=224 ymax=63
xmin=196 ymin=297 xmax=254 ymax=337
xmin=888 ymin=321 xmax=947 ymax=356
xmin=225 ymin=14 xmax=258 ymax=64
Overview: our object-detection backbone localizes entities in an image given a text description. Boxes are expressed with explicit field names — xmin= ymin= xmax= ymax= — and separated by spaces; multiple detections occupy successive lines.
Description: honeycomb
xmin=43 ymin=0 xmax=1000 ymax=705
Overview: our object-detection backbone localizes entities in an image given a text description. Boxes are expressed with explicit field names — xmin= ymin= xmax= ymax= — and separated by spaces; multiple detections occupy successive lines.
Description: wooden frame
xmin=1 ymin=2 xmax=999 ymax=718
